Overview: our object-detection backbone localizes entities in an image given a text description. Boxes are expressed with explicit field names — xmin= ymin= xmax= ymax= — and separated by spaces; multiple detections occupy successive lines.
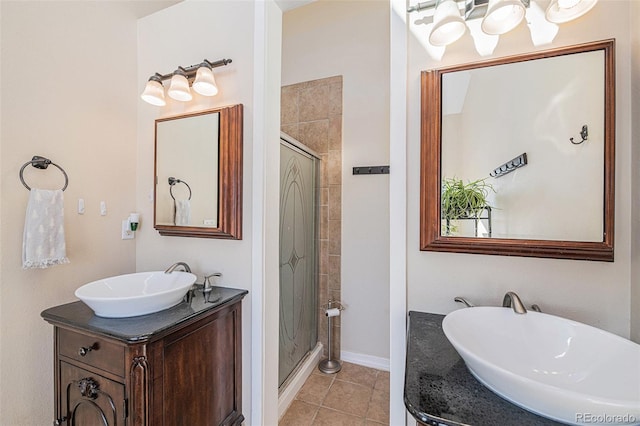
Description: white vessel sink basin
xmin=443 ymin=307 xmax=640 ymax=426
xmin=75 ymin=271 xmax=197 ymax=318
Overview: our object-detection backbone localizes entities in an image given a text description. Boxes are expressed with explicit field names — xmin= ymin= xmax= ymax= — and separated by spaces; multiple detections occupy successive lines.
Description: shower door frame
xmin=278 ymin=132 xmax=321 ymax=389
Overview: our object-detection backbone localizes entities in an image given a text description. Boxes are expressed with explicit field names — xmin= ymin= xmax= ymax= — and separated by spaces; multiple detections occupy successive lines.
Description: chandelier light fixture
xmin=141 ymin=58 xmax=232 ymax=106
xmin=408 ymin=0 xmax=598 ymax=46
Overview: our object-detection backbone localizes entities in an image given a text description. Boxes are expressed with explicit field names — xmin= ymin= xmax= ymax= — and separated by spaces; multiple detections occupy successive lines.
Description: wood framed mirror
xmin=154 ymin=104 xmax=242 ymax=239
xmin=420 ymin=40 xmax=615 ymax=261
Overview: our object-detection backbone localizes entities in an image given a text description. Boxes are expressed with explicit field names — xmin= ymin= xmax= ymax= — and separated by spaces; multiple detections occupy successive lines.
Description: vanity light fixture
xmin=481 ymin=0 xmax=526 ymax=35
xmin=140 ymin=58 xmax=232 ymax=106
xmin=430 ymin=0 xmax=467 ymax=46
xmin=408 ymin=0 xmax=598 ymax=46
xmin=545 ymin=0 xmax=598 ymax=23
xmin=167 ymin=68 xmax=192 ymax=102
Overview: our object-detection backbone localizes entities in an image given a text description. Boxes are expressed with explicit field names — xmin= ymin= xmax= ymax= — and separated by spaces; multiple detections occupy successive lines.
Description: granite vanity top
xmin=41 ymin=286 xmax=248 ymax=344
xmin=405 ymin=311 xmax=562 ymax=426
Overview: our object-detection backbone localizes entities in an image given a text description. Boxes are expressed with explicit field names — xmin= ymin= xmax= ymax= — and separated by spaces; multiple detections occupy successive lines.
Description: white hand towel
xmin=175 ymin=199 xmax=192 ymax=226
xmin=22 ymin=189 xmax=70 ymax=269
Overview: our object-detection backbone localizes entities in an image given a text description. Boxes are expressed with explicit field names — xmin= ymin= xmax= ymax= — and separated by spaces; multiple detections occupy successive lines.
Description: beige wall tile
xmin=320 ymin=187 xmax=329 ymax=206
xmin=281 ymin=85 xmax=299 ymax=125
xmin=328 ymin=150 xmax=342 ymax=185
xmin=328 ymin=255 xmax=341 ymax=290
xmin=329 ymin=220 xmax=341 ymax=255
xmin=329 ymin=115 xmax=342 ymax=151
xmin=281 ymin=123 xmax=300 ymax=140
xmin=329 ymin=184 xmax=341 ymax=220
xmin=319 ymin=205 xmax=328 ymax=239
xmin=329 ymin=81 xmax=343 ymax=115
xmin=299 ymin=84 xmax=330 ymax=122
xmin=319 ymin=154 xmax=329 ymax=188
xmin=319 ymin=239 xmax=328 ymax=275
xmin=299 ymin=119 xmax=329 ymax=154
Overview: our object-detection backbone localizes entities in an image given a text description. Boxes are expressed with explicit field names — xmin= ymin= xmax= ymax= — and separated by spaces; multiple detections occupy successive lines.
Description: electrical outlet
xmin=122 ymin=220 xmax=134 ymax=240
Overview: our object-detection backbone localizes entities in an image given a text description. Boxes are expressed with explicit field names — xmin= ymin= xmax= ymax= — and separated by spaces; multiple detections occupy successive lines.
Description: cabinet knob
xmin=78 ymin=343 xmax=98 ymax=356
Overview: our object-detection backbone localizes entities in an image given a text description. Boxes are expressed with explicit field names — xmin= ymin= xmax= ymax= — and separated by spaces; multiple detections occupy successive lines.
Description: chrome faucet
xmin=502 ymin=291 xmax=527 ymax=314
xmin=454 ymin=296 xmax=475 ymax=308
xmin=164 ymin=262 xmax=192 ymax=274
xmin=202 ymin=272 xmax=222 ymax=303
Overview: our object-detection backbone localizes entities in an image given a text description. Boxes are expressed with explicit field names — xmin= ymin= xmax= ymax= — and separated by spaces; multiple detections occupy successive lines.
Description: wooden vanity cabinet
xmin=43 ymin=289 xmax=247 ymax=426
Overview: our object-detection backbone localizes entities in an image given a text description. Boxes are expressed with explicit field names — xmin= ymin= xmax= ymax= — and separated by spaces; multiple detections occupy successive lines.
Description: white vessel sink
xmin=75 ymin=271 xmax=197 ymax=318
xmin=443 ymin=307 xmax=640 ymax=426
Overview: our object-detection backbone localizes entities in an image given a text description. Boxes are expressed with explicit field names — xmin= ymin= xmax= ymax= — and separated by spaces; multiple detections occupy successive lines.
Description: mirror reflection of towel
xmin=175 ymin=199 xmax=191 ymax=226
xmin=22 ymin=189 xmax=70 ymax=269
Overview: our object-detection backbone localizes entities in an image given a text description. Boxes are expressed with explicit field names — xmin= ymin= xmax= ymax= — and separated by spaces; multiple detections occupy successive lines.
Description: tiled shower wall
xmin=281 ymin=75 xmax=343 ymax=359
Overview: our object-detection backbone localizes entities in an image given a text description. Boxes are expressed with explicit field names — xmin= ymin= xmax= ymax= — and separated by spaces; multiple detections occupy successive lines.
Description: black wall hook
xmin=570 ymin=125 xmax=589 ymax=145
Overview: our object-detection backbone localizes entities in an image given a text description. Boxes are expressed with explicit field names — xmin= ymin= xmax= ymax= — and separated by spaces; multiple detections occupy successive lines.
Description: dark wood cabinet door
xmin=161 ymin=306 xmax=243 ymax=426
xmin=60 ymin=361 xmax=126 ymax=426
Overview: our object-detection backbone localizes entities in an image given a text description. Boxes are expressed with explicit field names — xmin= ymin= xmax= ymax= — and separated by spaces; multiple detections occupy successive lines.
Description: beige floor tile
xmin=323 ymin=379 xmax=373 ymax=417
xmin=280 ymin=400 xmax=319 ymax=426
xmin=374 ymin=370 xmax=390 ymax=394
xmin=337 ymin=362 xmax=379 ymax=388
xmin=281 ymin=363 xmax=390 ymax=425
xmin=366 ymin=388 xmax=390 ymax=424
xmin=312 ymin=408 xmax=365 ymax=426
xmin=296 ymin=373 xmax=334 ymax=405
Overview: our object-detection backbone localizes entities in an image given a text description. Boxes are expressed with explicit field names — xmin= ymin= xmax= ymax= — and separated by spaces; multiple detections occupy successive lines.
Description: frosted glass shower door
xmin=279 ymin=140 xmax=318 ymax=387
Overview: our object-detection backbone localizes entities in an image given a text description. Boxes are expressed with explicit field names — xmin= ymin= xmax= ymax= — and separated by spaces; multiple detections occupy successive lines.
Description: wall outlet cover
xmin=122 ymin=220 xmax=134 ymax=240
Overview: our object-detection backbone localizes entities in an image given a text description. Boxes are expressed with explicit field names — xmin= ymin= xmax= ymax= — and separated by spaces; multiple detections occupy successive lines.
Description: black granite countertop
xmin=404 ymin=311 xmax=562 ymax=426
xmin=41 ymin=286 xmax=248 ymax=344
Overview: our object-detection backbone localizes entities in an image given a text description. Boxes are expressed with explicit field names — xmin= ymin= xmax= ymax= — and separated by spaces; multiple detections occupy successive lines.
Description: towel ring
xmin=168 ymin=177 xmax=192 ymax=201
xmin=19 ymin=156 xmax=68 ymax=191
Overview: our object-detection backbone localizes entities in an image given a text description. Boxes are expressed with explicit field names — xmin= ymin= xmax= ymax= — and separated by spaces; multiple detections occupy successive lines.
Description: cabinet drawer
xmin=58 ymin=328 xmax=125 ymax=376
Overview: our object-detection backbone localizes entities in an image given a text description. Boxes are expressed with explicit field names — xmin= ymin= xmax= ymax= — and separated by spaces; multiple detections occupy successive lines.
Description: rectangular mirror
xmin=154 ymin=104 xmax=243 ymax=239
xmin=420 ymin=40 xmax=615 ymax=261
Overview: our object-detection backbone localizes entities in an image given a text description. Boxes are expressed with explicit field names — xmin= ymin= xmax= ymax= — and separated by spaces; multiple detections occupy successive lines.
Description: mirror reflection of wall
xmin=155 ymin=111 xmax=220 ymax=228
xmin=441 ymin=50 xmax=605 ymax=242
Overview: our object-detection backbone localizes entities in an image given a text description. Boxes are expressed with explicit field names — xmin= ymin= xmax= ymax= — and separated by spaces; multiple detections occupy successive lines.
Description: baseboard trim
xmin=340 ymin=350 xmax=390 ymax=371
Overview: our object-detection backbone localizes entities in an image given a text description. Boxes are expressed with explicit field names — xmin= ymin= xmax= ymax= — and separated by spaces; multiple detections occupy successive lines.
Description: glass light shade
xmin=167 ymin=73 xmax=192 ymax=102
xmin=429 ymin=0 xmax=466 ymax=46
xmin=140 ymin=79 xmax=166 ymax=106
xmin=546 ymin=0 xmax=597 ymax=23
xmin=192 ymin=66 xmax=219 ymax=96
xmin=481 ymin=0 xmax=526 ymax=35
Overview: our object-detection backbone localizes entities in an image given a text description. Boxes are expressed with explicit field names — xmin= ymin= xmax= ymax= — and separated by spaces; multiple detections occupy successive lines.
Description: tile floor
xmin=279 ymin=362 xmax=390 ymax=426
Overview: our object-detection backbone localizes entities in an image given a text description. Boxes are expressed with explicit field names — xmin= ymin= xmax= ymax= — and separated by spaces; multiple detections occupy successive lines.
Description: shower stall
xmin=279 ymin=133 xmax=320 ymax=392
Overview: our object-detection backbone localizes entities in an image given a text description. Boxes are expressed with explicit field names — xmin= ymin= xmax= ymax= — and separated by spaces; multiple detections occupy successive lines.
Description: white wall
xmin=0 ymin=2 xmax=140 ymax=423
xmin=407 ymin=1 xmax=633 ymax=337
xmin=282 ymin=0 xmax=391 ymax=364
xmin=135 ymin=1 xmax=257 ymax=422
xmin=631 ymin=1 xmax=640 ymax=342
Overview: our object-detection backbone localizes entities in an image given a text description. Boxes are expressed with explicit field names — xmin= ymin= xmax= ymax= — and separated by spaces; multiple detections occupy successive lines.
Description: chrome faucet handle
xmin=202 ymin=272 xmax=222 ymax=292
xmin=530 ymin=304 xmax=542 ymax=312
xmin=502 ymin=291 xmax=527 ymax=314
xmin=454 ymin=296 xmax=475 ymax=308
